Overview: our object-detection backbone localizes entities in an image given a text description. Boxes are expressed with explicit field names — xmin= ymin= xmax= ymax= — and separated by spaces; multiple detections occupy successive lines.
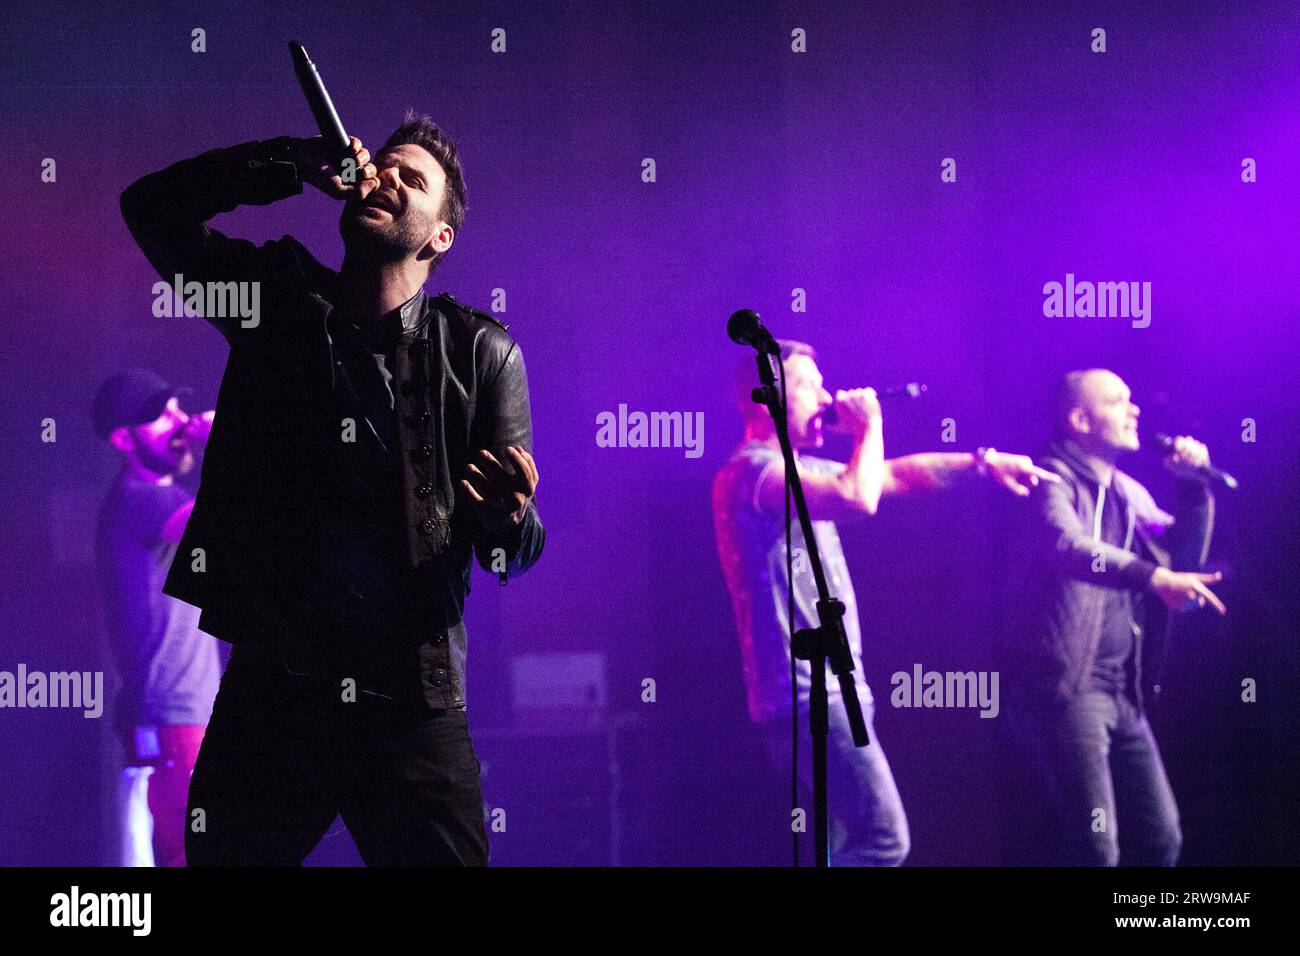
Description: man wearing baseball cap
xmin=92 ymin=368 xmax=220 ymax=867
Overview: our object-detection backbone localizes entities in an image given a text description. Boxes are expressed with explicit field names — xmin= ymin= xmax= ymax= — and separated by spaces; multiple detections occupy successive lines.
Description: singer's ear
xmin=107 ymin=426 xmax=134 ymax=455
xmin=1066 ymin=407 xmax=1090 ymax=435
xmin=432 ymin=221 xmax=454 ymax=254
xmin=420 ymin=222 xmax=454 ymax=267
xmin=417 ymin=222 xmax=455 ymax=275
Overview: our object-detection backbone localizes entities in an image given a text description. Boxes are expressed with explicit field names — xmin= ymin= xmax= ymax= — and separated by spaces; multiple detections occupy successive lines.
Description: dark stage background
xmin=1 ymin=1 xmax=1296 ymax=865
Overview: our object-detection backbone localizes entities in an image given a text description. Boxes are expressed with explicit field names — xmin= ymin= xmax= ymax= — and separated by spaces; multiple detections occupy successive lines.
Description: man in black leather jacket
xmin=119 ymin=114 xmax=545 ymax=865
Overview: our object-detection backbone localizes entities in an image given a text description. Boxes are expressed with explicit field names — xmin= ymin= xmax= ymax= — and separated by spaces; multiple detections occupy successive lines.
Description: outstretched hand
xmin=1149 ymin=567 xmax=1227 ymax=616
xmin=985 ymin=452 xmax=1062 ymax=497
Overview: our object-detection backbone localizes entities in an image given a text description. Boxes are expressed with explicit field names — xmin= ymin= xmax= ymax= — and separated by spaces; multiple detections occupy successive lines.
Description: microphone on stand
xmin=727 ymin=309 xmax=780 ymax=355
xmin=1151 ymin=432 xmax=1238 ymax=490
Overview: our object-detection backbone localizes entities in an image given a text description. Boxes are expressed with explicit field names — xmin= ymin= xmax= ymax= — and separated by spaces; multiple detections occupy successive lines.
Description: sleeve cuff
xmin=238 ymin=137 xmax=304 ymax=203
xmin=484 ymin=504 xmax=530 ymax=556
xmin=1120 ymin=556 xmax=1159 ymax=590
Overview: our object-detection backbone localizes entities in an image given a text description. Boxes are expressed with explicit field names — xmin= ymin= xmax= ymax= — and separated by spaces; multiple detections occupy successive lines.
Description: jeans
xmin=1024 ymin=690 xmax=1182 ymax=866
xmin=185 ymin=644 xmax=488 ymax=866
xmin=761 ymin=697 xmax=910 ymax=866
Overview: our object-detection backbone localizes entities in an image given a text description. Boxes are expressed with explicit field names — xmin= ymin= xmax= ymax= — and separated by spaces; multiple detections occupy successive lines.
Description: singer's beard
xmin=339 ymin=203 xmax=436 ymax=267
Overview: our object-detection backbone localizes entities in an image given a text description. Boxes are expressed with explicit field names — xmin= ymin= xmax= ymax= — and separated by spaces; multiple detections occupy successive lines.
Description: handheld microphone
xmin=1152 ymin=432 xmax=1238 ymax=490
xmin=289 ymin=42 xmax=351 ymax=167
xmin=822 ymin=383 xmax=928 ymax=429
xmin=727 ymin=309 xmax=780 ymax=355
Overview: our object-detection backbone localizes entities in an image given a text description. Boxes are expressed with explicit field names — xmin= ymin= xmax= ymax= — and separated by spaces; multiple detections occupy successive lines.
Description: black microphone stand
xmin=749 ymin=346 xmax=871 ymax=867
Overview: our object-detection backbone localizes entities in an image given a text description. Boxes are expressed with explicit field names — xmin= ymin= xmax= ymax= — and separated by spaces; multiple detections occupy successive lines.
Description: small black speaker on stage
xmin=475 ymin=718 xmax=636 ymax=866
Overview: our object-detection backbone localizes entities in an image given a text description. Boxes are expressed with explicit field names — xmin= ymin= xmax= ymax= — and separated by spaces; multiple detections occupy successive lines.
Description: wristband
xmin=975 ymin=446 xmax=996 ymax=478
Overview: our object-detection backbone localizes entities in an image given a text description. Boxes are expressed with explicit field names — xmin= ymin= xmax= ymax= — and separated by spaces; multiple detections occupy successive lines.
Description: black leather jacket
xmin=119 ymin=136 xmax=545 ymax=708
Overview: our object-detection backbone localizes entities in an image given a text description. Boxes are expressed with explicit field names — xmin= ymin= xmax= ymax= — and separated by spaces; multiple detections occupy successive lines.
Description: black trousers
xmin=186 ymin=643 xmax=489 ymax=866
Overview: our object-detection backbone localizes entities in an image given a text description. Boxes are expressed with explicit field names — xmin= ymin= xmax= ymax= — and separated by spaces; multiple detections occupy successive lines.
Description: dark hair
xmin=380 ymin=111 xmax=467 ymax=274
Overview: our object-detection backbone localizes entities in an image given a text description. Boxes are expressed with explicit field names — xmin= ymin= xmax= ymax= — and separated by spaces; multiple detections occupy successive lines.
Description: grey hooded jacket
xmin=1013 ymin=438 xmax=1213 ymax=709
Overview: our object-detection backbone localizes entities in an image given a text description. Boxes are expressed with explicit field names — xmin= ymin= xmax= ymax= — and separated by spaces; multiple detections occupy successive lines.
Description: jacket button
xmin=432 ymin=631 xmax=447 ymax=646
xmin=412 ymin=443 xmax=433 ymax=462
xmin=419 ymin=518 xmax=437 ymax=536
xmin=426 ymin=668 xmax=447 ymax=686
xmin=417 ymin=410 xmax=432 ymax=425
xmin=415 ymin=482 xmax=433 ymax=499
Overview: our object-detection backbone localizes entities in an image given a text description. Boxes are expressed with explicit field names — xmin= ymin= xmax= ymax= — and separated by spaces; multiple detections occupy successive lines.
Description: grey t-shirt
xmin=96 ymin=470 xmax=221 ymax=730
xmin=712 ymin=440 xmax=873 ymax=725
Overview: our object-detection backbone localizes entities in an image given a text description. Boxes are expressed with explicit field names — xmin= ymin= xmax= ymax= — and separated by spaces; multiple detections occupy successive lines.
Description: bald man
xmin=1010 ymin=368 xmax=1224 ymax=866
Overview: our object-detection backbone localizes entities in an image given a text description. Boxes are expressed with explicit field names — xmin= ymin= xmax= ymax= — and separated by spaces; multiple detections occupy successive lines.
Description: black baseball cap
xmin=92 ymin=368 xmax=194 ymax=439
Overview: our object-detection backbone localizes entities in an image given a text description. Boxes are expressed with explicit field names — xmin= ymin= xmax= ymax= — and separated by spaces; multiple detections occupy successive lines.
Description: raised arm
xmin=1151 ymin=436 xmax=1224 ymax=614
xmin=1158 ymin=436 xmax=1217 ymax=571
xmin=119 ymin=135 xmax=377 ymax=342
xmin=753 ymin=388 xmax=885 ymax=522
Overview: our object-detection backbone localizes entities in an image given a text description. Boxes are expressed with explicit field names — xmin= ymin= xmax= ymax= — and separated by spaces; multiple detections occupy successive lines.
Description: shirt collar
xmin=1050 ymin=437 xmax=1111 ymax=488
xmin=349 ymin=289 xmax=429 ymax=347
